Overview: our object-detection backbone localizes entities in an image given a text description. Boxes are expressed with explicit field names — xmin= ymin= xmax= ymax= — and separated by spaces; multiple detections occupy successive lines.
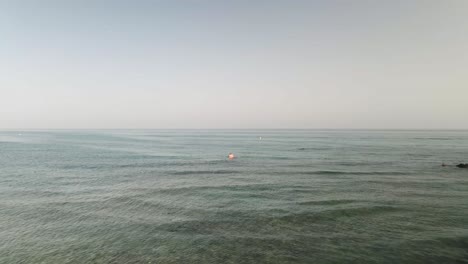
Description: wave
xmin=152 ymin=205 xmax=403 ymax=236
xmin=61 ymin=164 xmax=103 ymax=170
xmin=261 ymin=170 xmax=408 ymax=176
xmin=134 ymin=183 xmax=281 ymax=196
xmin=60 ymin=159 xmax=229 ymax=170
xmin=170 ymin=170 xmax=240 ymax=175
xmin=296 ymin=147 xmax=330 ymax=151
xmin=60 ymin=162 xmax=176 ymax=170
xmin=302 ymin=170 xmax=407 ymax=176
xmin=334 ymin=161 xmax=395 ymax=166
xmin=283 ymin=161 xmax=396 ymax=168
xmin=297 ymin=199 xmax=359 ymax=206
xmin=280 ymin=206 xmax=402 ymax=222
xmin=412 ymin=137 xmax=464 ymax=141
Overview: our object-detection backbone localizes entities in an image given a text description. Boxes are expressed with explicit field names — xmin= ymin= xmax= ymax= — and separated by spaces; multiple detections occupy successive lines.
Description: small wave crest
xmin=170 ymin=170 xmax=240 ymax=175
xmin=299 ymin=170 xmax=408 ymax=176
xmin=297 ymin=199 xmax=358 ymax=206
xmin=413 ymin=137 xmax=456 ymax=140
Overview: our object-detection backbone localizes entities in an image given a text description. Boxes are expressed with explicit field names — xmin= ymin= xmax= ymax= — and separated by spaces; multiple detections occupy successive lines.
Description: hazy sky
xmin=1 ymin=0 xmax=467 ymax=129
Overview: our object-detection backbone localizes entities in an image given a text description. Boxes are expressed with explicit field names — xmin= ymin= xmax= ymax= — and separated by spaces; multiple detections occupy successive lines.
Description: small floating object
xmin=456 ymin=163 xmax=468 ymax=168
xmin=259 ymin=136 xmax=262 ymax=140
xmin=228 ymin=153 xmax=236 ymax=160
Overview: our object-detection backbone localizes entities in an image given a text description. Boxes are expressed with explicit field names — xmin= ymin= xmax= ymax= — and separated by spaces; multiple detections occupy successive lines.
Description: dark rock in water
xmin=456 ymin=163 xmax=468 ymax=168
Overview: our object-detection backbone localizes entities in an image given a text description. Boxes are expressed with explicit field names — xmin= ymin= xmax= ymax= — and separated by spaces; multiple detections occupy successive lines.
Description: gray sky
xmin=1 ymin=0 xmax=467 ymax=129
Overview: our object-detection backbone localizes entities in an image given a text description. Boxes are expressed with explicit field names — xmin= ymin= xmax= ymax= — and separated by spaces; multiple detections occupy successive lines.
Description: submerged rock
xmin=456 ymin=163 xmax=468 ymax=168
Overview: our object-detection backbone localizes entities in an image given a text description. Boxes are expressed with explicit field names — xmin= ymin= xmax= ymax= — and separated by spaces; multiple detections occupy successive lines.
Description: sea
xmin=0 ymin=130 xmax=467 ymax=264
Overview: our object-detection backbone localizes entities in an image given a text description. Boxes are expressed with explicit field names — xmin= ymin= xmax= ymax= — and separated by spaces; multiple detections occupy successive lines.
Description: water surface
xmin=1 ymin=130 xmax=467 ymax=263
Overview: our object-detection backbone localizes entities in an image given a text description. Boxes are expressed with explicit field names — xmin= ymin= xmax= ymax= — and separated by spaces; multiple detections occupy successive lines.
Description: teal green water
xmin=1 ymin=130 xmax=468 ymax=263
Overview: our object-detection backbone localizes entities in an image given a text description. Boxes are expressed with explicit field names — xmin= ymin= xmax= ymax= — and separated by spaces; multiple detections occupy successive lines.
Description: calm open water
xmin=1 ymin=130 xmax=467 ymax=264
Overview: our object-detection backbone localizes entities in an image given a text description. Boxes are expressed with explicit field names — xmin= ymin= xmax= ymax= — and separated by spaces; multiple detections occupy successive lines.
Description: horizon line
xmin=1 ymin=128 xmax=468 ymax=131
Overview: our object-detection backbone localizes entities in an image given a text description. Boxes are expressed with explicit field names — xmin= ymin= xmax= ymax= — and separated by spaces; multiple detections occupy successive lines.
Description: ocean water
xmin=1 ymin=130 xmax=467 ymax=264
